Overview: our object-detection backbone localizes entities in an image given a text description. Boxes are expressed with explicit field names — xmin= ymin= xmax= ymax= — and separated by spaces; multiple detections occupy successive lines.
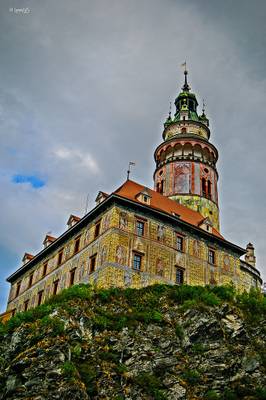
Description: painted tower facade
xmin=154 ymin=70 xmax=220 ymax=231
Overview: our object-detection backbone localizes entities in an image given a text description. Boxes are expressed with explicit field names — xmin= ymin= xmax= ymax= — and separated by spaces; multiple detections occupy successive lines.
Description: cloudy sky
xmin=0 ymin=0 xmax=265 ymax=312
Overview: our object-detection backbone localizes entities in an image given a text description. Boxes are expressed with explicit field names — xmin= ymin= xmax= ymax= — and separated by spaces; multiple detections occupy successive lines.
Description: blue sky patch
xmin=12 ymin=174 xmax=46 ymax=189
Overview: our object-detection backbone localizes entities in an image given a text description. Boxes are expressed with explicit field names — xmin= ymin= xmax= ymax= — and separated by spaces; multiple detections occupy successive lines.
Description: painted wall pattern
xmin=6 ymin=205 xmax=261 ymax=315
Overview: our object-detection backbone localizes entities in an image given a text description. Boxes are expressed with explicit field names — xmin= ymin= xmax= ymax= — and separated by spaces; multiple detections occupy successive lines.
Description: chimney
xmin=22 ymin=253 xmax=34 ymax=265
xmin=67 ymin=214 xmax=81 ymax=229
xmin=245 ymin=242 xmax=256 ymax=267
xmin=43 ymin=235 xmax=56 ymax=248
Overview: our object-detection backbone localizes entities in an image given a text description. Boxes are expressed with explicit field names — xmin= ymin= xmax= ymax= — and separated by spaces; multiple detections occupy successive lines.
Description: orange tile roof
xmin=114 ymin=180 xmax=224 ymax=239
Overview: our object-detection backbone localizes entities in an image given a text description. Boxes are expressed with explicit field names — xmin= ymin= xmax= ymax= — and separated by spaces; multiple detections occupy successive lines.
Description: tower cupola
xmin=154 ymin=69 xmax=220 ymax=230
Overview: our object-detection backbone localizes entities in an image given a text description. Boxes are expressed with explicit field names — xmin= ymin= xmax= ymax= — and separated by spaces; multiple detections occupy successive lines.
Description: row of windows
xmin=135 ymin=218 xmax=185 ymax=249
xmin=133 ymin=251 xmax=185 ymax=284
xmin=13 ymin=262 xmax=185 ymax=315
xmin=15 ymin=220 xmax=103 ymax=298
xmin=15 ymin=254 xmax=98 ymax=298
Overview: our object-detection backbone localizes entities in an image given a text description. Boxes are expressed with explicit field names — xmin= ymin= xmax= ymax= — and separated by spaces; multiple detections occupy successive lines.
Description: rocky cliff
xmin=0 ymin=284 xmax=265 ymax=400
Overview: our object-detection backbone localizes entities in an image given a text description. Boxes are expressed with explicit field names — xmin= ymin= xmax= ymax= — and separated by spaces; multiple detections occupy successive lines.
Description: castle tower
xmin=154 ymin=69 xmax=220 ymax=230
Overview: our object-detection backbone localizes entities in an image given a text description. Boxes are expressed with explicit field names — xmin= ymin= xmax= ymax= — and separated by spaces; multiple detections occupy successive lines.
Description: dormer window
xmin=95 ymin=191 xmax=108 ymax=206
xmin=136 ymin=188 xmax=152 ymax=205
xmin=67 ymin=215 xmax=80 ymax=229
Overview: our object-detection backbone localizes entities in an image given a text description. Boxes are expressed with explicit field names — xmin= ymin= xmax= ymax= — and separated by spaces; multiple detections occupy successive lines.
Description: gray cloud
xmin=0 ymin=0 xmax=265 ymax=311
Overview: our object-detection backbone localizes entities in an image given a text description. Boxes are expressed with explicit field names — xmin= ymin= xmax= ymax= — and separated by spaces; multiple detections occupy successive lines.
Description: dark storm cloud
xmin=0 ymin=0 xmax=265 ymax=311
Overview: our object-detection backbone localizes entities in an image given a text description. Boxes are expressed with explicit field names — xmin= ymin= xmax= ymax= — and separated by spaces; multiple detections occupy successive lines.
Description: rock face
xmin=0 ymin=284 xmax=265 ymax=400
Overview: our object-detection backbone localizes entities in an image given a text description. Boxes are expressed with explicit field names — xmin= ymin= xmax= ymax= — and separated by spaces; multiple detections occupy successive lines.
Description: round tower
xmin=154 ymin=69 xmax=220 ymax=231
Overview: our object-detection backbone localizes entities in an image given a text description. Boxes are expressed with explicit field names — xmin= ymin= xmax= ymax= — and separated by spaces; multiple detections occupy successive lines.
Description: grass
xmin=1 ymin=283 xmax=265 ymax=340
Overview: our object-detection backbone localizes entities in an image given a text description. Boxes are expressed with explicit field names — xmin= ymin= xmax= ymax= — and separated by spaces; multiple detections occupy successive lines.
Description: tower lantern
xmin=154 ymin=70 xmax=220 ymax=230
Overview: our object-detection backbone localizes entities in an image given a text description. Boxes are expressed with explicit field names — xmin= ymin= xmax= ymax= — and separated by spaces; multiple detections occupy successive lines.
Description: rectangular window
xmin=69 ymin=268 xmax=76 ymax=287
xmin=37 ymin=290 xmax=44 ymax=306
xmin=28 ymin=272 xmax=34 ymax=288
xmin=53 ymin=279 xmax=59 ymax=296
xmin=90 ymin=254 xmax=97 ymax=274
xmin=11 ymin=309 xmax=16 ymax=317
xmin=94 ymin=221 xmax=101 ymax=239
xmin=15 ymin=281 xmax=21 ymax=297
xmin=42 ymin=262 xmax=48 ymax=278
xmin=208 ymin=249 xmax=215 ymax=265
xmin=136 ymin=220 xmax=145 ymax=236
xmin=176 ymin=235 xmax=184 ymax=252
xmin=133 ymin=253 xmax=142 ymax=271
xmin=57 ymin=250 xmax=64 ymax=266
xmin=175 ymin=267 xmax=184 ymax=285
xmin=24 ymin=300 xmax=29 ymax=312
xmin=74 ymin=236 xmax=81 ymax=254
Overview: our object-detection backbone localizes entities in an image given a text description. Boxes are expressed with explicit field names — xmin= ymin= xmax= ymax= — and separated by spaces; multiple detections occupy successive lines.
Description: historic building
xmin=2 ymin=70 xmax=262 ymax=319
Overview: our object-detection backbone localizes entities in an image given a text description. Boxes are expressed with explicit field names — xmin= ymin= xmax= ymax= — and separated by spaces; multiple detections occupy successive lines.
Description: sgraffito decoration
xmin=99 ymin=245 xmax=108 ymax=266
xmin=157 ymin=224 xmax=165 ymax=241
xmin=84 ymin=228 xmax=90 ymax=245
xmin=193 ymin=239 xmax=200 ymax=258
xmin=223 ymin=255 xmax=230 ymax=272
xmin=116 ymin=245 xmax=126 ymax=265
xmin=174 ymin=162 xmax=191 ymax=193
xmin=64 ymin=243 xmax=71 ymax=260
xmin=102 ymin=212 xmax=111 ymax=231
xmin=156 ymin=258 xmax=164 ymax=276
xmin=119 ymin=211 xmax=128 ymax=230
xmin=124 ymin=269 xmax=132 ymax=286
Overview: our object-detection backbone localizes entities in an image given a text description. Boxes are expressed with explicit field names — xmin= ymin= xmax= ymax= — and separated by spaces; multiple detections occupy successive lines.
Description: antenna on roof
xmin=127 ymin=161 xmax=136 ymax=180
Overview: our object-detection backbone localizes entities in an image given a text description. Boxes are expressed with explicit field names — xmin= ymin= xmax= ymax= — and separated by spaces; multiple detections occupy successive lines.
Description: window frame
xmin=90 ymin=254 xmax=97 ymax=274
xmin=53 ymin=279 xmax=59 ymax=296
xmin=15 ymin=281 xmax=21 ymax=297
xmin=176 ymin=234 xmax=184 ymax=252
xmin=133 ymin=252 xmax=142 ymax=271
xmin=42 ymin=262 xmax=48 ymax=278
xmin=24 ymin=299 xmax=29 ymax=311
xmin=74 ymin=236 xmax=81 ymax=254
xmin=175 ymin=266 xmax=185 ymax=285
xmin=208 ymin=248 xmax=216 ymax=265
xmin=136 ymin=219 xmax=145 ymax=237
xmin=69 ymin=268 xmax=76 ymax=287
xmin=94 ymin=220 xmax=101 ymax=239
xmin=57 ymin=249 xmax=64 ymax=266
xmin=37 ymin=290 xmax=44 ymax=306
xmin=28 ymin=272 xmax=34 ymax=288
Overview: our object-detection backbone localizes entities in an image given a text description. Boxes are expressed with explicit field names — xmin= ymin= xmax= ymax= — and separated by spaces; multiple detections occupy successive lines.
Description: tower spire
xmin=181 ymin=62 xmax=190 ymax=92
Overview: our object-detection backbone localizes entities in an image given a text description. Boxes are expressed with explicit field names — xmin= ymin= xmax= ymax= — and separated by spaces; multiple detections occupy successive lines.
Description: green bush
xmin=134 ymin=372 xmax=166 ymax=400
xmin=205 ymin=390 xmax=220 ymax=400
xmin=237 ymin=288 xmax=266 ymax=322
xmin=175 ymin=323 xmax=184 ymax=340
xmin=221 ymin=389 xmax=237 ymax=400
xmin=209 ymin=284 xmax=235 ymax=301
xmin=40 ymin=316 xmax=65 ymax=336
xmin=61 ymin=361 xmax=77 ymax=378
xmin=191 ymin=343 xmax=206 ymax=354
xmin=76 ymin=362 xmax=98 ymax=396
xmin=181 ymin=369 xmax=201 ymax=385
xmin=255 ymin=387 xmax=266 ymax=400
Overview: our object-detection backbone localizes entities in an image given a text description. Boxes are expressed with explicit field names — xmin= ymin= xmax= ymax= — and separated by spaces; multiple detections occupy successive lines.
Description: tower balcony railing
xmin=156 ymin=155 xmax=216 ymax=169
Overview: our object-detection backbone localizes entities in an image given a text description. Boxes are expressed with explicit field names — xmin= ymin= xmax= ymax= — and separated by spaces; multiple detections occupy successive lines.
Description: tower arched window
xmin=181 ymin=127 xmax=187 ymax=134
xmin=202 ymin=178 xmax=206 ymax=197
xmin=160 ymin=180 xmax=164 ymax=194
xmin=208 ymin=181 xmax=212 ymax=198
